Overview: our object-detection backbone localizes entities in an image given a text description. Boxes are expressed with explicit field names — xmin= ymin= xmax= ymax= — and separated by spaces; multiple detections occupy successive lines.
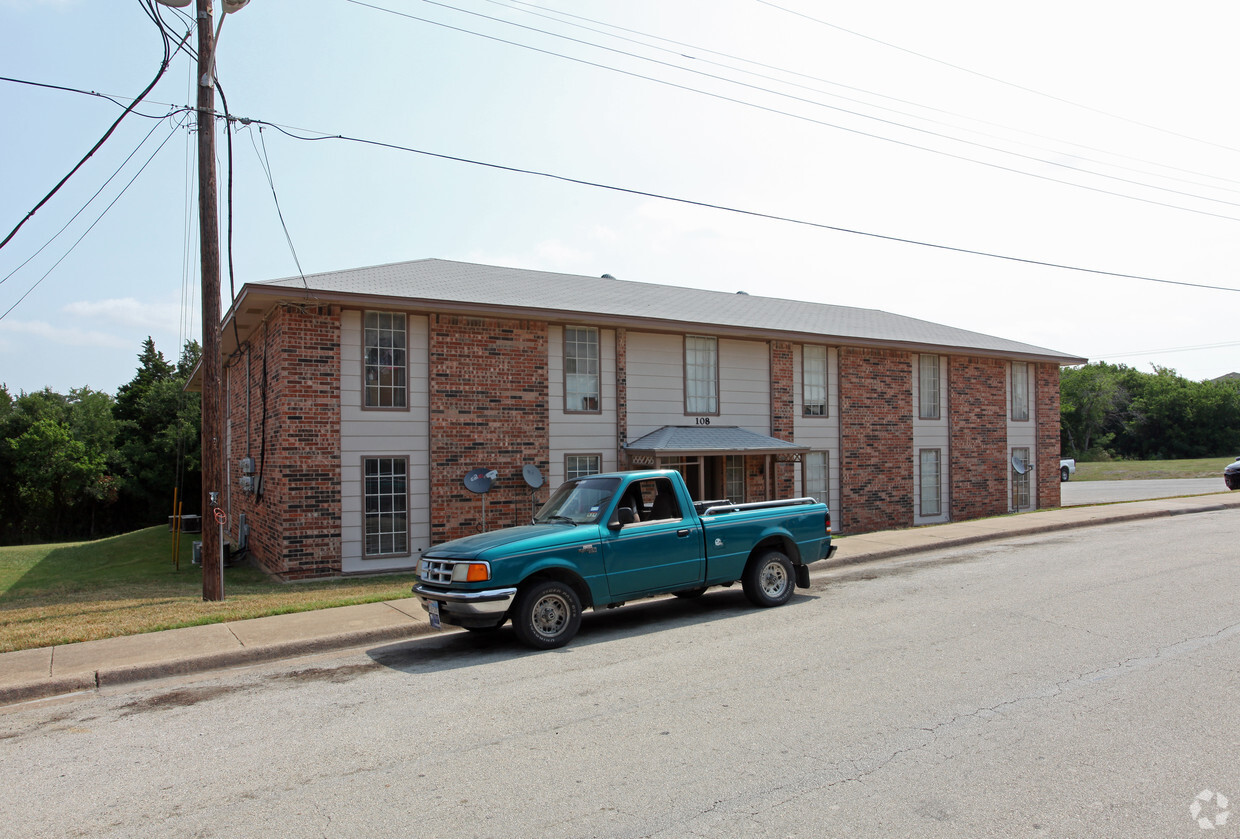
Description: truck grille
xmin=420 ymin=559 xmax=455 ymax=585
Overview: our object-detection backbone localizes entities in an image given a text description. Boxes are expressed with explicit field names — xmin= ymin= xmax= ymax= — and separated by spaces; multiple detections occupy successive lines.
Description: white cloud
xmin=61 ymin=298 xmax=185 ymax=331
xmin=0 ymin=318 xmax=131 ymax=350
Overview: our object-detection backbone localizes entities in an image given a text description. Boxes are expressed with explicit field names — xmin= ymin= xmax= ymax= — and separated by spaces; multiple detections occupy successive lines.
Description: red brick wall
xmin=1036 ymin=362 xmax=1062 ymax=509
xmin=616 ymin=328 xmax=628 ymax=467
xmin=839 ymin=348 xmax=914 ymax=532
xmin=429 ymin=315 xmax=550 ymax=543
xmin=948 ymin=356 xmax=1007 ymax=521
xmin=226 ymin=304 xmax=342 ymax=580
xmin=770 ymin=341 xmax=796 ymax=498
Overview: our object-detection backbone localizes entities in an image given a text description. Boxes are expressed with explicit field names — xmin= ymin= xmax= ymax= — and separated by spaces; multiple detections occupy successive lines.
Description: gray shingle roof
xmin=254 ymin=258 xmax=1084 ymax=363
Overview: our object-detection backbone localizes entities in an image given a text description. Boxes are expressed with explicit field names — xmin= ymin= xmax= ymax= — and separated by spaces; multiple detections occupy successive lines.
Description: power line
xmin=756 ymin=0 xmax=1240 ymax=157
xmin=246 ymin=115 xmax=1240 ymax=294
xmin=492 ymin=0 xmax=1240 ymax=194
xmin=347 ymin=0 xmax=1240 ymax=224
xmin=0 ymin=1 xmax=189 ymax=253
xmin=0 ymin=117 xmax=184 ymax=322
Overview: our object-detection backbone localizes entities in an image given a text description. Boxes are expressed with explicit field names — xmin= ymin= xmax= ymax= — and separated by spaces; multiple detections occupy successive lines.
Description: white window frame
xmin=564 ymin=326 xmax=600 ymax=413
xmin=803 ymin=345 xmax=828 ymax=417
xmin=725 ymin=455 xmax=746 ymax=503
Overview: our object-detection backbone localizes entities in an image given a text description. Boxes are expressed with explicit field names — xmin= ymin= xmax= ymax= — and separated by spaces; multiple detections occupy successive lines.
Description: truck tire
xmin=1060 ymin=466 xmax=1070 ymax=482
xmin=742 ymin=550 xmax=795 ymax=608
xmin=512 ymin=580 xmax=582 ymax=649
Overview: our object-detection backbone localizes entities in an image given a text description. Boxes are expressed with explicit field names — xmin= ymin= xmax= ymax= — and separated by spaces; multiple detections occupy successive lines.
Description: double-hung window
xmin=803 ymin=345 xmax=827 ymax=417
xmin=804 ymin=451 xmax=829 ymax=504
xmin=918 ymin=355 xmax=940 ymax=420
xmin=1011 ymin=362 xmax=1030 ymax=421
xmin=685 ymin=335 xmax=718 ymax=414
xmin=564 ymin=326 xmax=600 ymax=412
xmin=364 ymin=312 xmax=407 ymax=408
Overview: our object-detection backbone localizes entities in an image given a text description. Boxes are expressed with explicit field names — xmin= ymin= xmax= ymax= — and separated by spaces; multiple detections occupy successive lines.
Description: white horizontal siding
xmin=548 ymin=325 xmax=619 ymax=486
xmin=913 ymin=354 xmax=949 ymax=525
xmin=792 ymin=345 xmax=840 ymax=527
xmin=340 ymin=310 xmax=430 ymax=573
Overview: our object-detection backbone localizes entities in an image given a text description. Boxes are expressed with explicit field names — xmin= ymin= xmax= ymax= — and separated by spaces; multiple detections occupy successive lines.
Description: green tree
xmin=1059 ymin=362 xmax=1122 ymax=459
xmin=114 ymin=338 xmax=201 ymax=526
xmin=7 ymin=417 xmax=108 ymax=540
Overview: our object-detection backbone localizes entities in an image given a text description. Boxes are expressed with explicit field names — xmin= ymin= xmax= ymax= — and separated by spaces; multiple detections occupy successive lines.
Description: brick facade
xmin=769 ymin=340 xmax=797 ymax=499
xmin=1035 ymin=362 xmax=1062 ymax=510
xmin=226 ymin=304 xmax=342 ymax=580
xmin=428 ymin=315 xmax=550 ymax=543
xmin=948 ymin=356 xmax=1008 ymax=522
xmin=839 ymin=347 xmax=914 ymax=533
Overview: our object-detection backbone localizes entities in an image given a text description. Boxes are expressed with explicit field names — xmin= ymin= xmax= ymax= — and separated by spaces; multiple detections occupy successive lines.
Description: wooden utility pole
xmin=197 ymin=0 xmax=224 ymax=601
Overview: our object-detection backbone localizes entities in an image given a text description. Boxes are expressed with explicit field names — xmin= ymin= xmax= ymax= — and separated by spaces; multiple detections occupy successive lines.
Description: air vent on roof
xmin=601 ymin=273 xmax=616 ymax=279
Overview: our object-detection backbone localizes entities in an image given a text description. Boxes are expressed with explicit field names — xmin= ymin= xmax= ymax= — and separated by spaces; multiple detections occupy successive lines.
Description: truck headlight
xmin=451 ymin=562 xmax=490 ymax=583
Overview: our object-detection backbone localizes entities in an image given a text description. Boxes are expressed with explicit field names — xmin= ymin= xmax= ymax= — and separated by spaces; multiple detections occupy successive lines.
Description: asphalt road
xmin=2 ymin=510 xmax=1237 ymax=838
xmin=1061 ymin=477 xmax=1231 ymax=505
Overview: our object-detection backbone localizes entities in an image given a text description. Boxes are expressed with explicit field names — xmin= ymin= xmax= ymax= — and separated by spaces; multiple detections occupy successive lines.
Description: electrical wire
xmin=347 ymin=0 xmax=1240 ymax=224
xmin=755 ymin=0 xmax=1240 ymax=157
xmin=0 ymin=117 xmax=184 ymax=322
xmin=0 ymin=114 xmax=171 ymax=288
xmin=0 ymin=0 xmax=185 ymax=253
xmin=247 ymin=116 xmax=1240 ymax=294
xmin=248 ymin=126 xmax=312 ymax=292
xmin=489 ymin=0 xmax=1240 ymax=194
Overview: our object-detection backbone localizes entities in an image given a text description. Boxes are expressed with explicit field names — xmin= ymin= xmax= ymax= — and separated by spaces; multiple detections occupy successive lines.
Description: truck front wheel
xmin=742 ymin=550 xmax=795 ymax=608
xmin=512 ymin=580 xmax=583 ymax=649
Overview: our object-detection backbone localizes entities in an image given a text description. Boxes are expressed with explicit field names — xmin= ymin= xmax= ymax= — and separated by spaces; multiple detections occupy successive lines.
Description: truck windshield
xmin=534 ymin=477 xmax=621 ymax=525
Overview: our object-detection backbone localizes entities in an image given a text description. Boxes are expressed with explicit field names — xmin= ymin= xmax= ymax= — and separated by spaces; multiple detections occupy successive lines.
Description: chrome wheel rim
xmin=760 ymin=561 xmax=789 ymax=598
xmin=531 ymin=592 xmax=570 ymax=639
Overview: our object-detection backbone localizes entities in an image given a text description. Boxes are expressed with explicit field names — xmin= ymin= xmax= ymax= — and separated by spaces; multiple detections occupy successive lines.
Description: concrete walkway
xmin=4 ymin=491 xmax=1238 ymax=706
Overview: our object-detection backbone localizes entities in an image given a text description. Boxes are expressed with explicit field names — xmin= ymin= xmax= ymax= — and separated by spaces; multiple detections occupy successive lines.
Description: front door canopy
xmin=623 ymin=426 xmax=808 ymax=463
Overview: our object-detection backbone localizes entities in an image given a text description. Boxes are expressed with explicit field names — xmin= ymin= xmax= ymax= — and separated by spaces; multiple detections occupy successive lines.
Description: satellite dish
xmin=1011 ymin=454 xmax=1028 ymax=475
xmin=523 ymin=465 xmax=545 ymax=489
xmin=464 ymin=468 xmax=497 ymax=494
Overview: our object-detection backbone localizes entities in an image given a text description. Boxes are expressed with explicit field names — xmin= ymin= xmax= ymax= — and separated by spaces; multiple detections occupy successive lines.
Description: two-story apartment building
xmin=209 ymin=259 xmax=1084 ymax=579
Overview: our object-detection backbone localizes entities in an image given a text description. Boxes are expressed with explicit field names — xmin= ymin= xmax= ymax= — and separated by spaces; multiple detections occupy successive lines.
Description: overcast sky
xmin=2 ymin=0 xmax=1238 ymax=396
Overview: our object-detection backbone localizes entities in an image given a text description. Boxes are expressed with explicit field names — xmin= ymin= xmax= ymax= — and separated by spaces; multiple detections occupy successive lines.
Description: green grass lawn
xmin=1073 ymin=456 xmax=1235 ymax=481
xmin=0 ymin=526 xmax=419 ymax=653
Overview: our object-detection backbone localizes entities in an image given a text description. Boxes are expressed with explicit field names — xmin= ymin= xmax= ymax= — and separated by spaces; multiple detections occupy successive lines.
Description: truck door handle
xmin=677 ymin=529 xmax=690 ymax=537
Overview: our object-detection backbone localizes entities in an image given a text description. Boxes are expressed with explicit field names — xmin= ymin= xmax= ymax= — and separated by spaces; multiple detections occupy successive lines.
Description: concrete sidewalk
xmin=3 ymin=492 xmax=1237 ymax=706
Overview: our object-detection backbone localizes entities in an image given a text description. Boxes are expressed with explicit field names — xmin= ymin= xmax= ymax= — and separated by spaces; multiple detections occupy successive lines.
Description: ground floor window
xmin=1011 ymin=447 xmax=1032 ymax=511
xmin=364 ymin=457 xmax=409 ymax=556
xmin=565 ymin=454 xmax=601 ymax=480
xmin=804 ymin=451 xmax=828 ymax=504
xmin=725 ymin=455 xmax=746 ymax=503
xmin=919 ymin=449 xmax=942 ymax=517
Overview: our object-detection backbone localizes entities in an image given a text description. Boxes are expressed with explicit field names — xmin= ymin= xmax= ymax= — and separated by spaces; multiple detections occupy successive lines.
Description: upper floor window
xmin=803 ymin=345 xmax=827 ymax=417
xmin=918 ymin=354 xmax=940 ymax=420
xmin=564 ymin=326 xmax=600 ymax=412
xmin=364 ymin=311 xmax=407 ymax=408
xmin=1011 ymin=361 xmax=1030 ymax=421
xmin=685 ymin=335 xmax=718 ymax=414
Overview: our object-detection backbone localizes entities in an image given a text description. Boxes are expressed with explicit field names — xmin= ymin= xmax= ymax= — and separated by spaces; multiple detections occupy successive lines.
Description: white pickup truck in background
xmin=1060 ymin=459 xmax=1076 ymax=482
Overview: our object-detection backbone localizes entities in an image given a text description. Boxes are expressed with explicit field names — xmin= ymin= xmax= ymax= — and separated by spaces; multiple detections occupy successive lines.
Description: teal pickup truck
xmin=414 ymin=469 xmax=836 ymax=649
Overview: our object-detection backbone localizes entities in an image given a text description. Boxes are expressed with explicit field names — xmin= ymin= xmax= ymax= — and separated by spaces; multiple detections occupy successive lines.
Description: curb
xmin=1 ymin=621 xmax=437 ymax=707
xmin=825 ymin=499 xmax=1239 ymax=566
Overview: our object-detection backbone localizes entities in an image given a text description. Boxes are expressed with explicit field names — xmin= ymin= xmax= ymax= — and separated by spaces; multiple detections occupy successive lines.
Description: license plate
xmin=427 ymin=599 xmax=442 ymax=630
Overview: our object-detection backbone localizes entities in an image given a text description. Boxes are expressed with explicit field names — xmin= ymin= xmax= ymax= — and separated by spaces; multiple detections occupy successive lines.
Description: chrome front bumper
xmin=413 ymin=584 xmax=518 ymax=618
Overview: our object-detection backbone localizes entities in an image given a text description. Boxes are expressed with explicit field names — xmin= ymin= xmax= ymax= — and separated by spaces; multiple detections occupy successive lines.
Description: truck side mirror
xmin=611 ymin=507 xmax=637 ymax=528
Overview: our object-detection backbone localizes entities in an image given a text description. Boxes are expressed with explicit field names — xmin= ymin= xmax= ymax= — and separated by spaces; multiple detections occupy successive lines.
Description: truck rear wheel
xmin=512 ymin=580 xmax=582 ymax=649
xmin=742 ymin=550 xmax=795 ymax=608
